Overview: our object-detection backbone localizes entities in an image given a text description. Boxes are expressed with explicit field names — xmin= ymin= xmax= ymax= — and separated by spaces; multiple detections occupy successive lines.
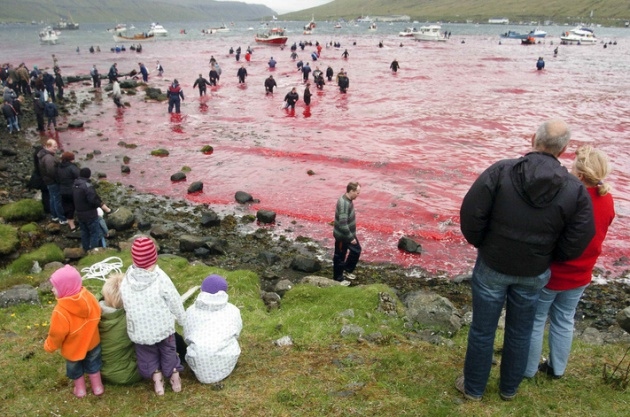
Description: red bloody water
xmin=7 ymin=26 xmax=630 ymax=278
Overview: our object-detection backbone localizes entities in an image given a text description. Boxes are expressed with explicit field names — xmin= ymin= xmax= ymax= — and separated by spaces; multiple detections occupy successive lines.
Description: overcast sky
xmin=224 ymin=0 xmax=334 ymax=14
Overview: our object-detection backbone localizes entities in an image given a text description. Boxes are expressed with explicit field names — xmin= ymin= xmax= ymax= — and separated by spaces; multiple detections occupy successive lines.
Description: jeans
xmin=525 ymin=284 xmax=588 ymax=378
xmin=79 ymin=218 xmax=103 ymax=251
xmin=463 ymin=256 xmax=550 ymax=398
xmin=46 ymin=183 xmax=66 ymax=222
xmin=6 ymin=115 xmax=19 ymax=132
xmin=333 ymin=238 xmax=361 ymax=281
xmin=66 ymin=344 xmax=102 ymax=380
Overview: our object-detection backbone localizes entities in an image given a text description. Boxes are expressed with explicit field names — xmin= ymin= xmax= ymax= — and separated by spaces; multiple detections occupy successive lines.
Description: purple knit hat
xmin=50 ymin=265 xmax=82 ymax=298
xmin=201 ymin=274 xmax=228 ymax=294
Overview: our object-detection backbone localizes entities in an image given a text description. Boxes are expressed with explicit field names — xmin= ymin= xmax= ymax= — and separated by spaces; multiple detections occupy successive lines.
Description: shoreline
xmin=0 ymin=81 xmax=629 ymax=341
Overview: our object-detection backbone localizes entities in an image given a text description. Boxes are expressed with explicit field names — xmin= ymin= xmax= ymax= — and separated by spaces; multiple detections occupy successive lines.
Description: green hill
xmin=282 ymin=0 xmax=630 ymax=26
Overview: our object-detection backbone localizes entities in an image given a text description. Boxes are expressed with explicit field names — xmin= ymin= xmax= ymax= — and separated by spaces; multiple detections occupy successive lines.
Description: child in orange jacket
xmin=44 ymin=265 xmax=104 ymax=398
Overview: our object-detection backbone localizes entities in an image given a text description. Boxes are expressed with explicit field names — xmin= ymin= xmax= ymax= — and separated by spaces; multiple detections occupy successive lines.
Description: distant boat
xmin=148 ymin=23 xmax=168 ymax=37
xmin=204 ymin=23 xmax=230 ymax=34
xmin=368 ymin=23 xmax=377 ymax=31
xmin=560 ymin=26 xmax=597 ymax=45
xmin=254 ymin=27 xmax=288 ymax=45
xmin=113 ymin=33 xmax=155 ymax=42
xmin=107 ymin=23 xmax=133 ymax=34
xmin=501 ymin=30 xmax=527 ymax=39
xmin=399 ymin=27 xmax=418 ymax=37
xmin=334 ymin=22 xmax=342 ymax=29
xmin=528 ymin=27 xmax=547 ymax=38
xmin=304 ymin=15 xmax=316 ymax=32
xmin=53 ymin=17 xmax=79 ymax=30
xmin=39 ymin=26 xmax=59 ymax=44
xmin=357 ymin=16 xmax=372 ymax=23
xmin=413 ymin=25 xmax=447 ymax=42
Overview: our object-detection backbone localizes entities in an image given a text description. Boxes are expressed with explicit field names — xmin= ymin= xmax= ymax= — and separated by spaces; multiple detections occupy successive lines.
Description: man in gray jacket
xmin=333 ymin=182 xmax=361 ymax=286
xmin=456 ymin=119 xmax=595 ymax=402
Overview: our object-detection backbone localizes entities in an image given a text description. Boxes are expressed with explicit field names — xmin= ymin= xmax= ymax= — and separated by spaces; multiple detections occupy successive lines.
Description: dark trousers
xmin=333 ymin=238 xmax=361 ymax=281
xmin=135 ymin=334 xmax=183 ymax=379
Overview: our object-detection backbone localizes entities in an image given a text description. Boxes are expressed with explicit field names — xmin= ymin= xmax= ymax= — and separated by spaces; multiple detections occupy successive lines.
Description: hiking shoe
xmin=455 ymin=375 xmax=481 ymax=402
xmin=344 ymin=271 xmax=357 ymax=280
xmin=51 ymin=217 xmax=59 ymax=222
xmin=539 ymin=361 xmax=562 ymax=379
xmin=339 ymin=280 xmax=351 ymax=287
xmin=500 ymin=391 xmax=517 ymax=401
xmin=58 ymin=220 xmax=68 ymax=225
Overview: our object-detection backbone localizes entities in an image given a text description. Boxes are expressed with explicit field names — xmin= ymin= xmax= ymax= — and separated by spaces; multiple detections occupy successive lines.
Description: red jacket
xmin=44 ymin=287 xmax=101 ymax=361
xmin=547 ymin=187 xmax=615 ymax=290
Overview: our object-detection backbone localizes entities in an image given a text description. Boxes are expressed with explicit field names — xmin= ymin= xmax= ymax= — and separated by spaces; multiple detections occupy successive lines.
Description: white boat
xmin=148 ymin=23 xmax=168 ymax=37
xmin=368 ymin=23 xmax=377 ymax=31
xmin=529 ymin=27 xmax=547 ymax=38
xmin=39 ymin=26 xmax=59 ymax=44
xmin=560 ymin=26 xmax=597 ymax=45
xmin=107 ymin=23 xmax=133 ymax=34
xmin=334 ymin=23 xmax=342 ymax=29
xmin=413 ymin=25 xmax=447 ymax=42
xmin=204 ymin=23 xmax=230 ymax=34
xmin=357 ymin=16 xmax=372 ymax=23
xmin=399 ymin=27 xmax=418 ymax=37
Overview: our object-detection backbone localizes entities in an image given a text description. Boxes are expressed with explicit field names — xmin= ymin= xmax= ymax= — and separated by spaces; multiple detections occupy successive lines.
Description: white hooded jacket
xmin=184 ymin=290 xmax=242 ymax=383
xmin=120 ymin=264 xmax=186 ymax=345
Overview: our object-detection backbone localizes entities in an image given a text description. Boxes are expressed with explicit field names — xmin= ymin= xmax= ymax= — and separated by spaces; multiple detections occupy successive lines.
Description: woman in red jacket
xmin=526 ymin=145 xmax=615 ymax=379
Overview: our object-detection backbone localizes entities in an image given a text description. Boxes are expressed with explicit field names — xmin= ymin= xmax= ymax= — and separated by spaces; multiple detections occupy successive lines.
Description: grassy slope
xmin=283 ymin=0 xmax=630 ymax=24
xmin=0 ymin=250 xmax=628 ymax=416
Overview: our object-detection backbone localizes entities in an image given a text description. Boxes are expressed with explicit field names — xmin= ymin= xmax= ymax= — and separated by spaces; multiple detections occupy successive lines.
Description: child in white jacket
xmin=120 ymin=237 xmax=186 ymax=395
xmin=184 ymin=274 xmax=242 ymax=384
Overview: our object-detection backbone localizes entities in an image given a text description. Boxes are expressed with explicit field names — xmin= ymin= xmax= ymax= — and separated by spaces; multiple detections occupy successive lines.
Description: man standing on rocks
xmin=333 ymin=182 xmax=361 ymax=286
xmin=73 ymin=167 xmax=112 ymax=251
xmin=37 ymin=139 xmax=67 ymax=225
xmin=456 ymin=119 xmax=595 ymax=402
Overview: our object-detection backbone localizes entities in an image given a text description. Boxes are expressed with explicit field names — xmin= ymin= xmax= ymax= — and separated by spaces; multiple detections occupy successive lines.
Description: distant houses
xmin=488 ymin=17 xmax=510 ymax=24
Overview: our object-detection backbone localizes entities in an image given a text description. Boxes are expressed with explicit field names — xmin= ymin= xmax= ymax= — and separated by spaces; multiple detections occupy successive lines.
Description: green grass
xmin=0 ymin=199 xmax=44 ymax=223
xmin=0 ymin=224 xmax=19 ymax=255
xmin=0 ymin=251 xmax=628 ymax=416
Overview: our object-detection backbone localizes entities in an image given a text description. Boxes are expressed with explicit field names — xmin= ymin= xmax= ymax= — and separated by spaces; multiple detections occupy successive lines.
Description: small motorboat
xmin=399 ymin=27 xmax=418 ymax=37
xmin=521 ymin=36 xmax=537 ymax=45
xmin=204 ymin=23 xmax=230 ymax=34
xmin=148 ymin=23 xmax=168 ymax=37
xmin=39 ymin=26 xmax=59 ymax=44
xmin=528 ymin=27 xmax=547 ymax=38
xmin=413 ymin=25 xmax=447 ymax=42
xmin=560 ymin=26 xmax=597 ymax=45
xmin=500 ymin=30 xmax=527 ymax=40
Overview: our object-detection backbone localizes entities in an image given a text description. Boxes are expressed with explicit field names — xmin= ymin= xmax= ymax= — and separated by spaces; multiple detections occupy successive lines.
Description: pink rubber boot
xmin=152 ymin=371 xmax=165 ymax=395
xmin=88 ymin=371 xmax=104 ymax=396
xmin=170 ymin=369 xmax=181 ymax=392
xmin=73 ymin=375 xmax=87 ymax=398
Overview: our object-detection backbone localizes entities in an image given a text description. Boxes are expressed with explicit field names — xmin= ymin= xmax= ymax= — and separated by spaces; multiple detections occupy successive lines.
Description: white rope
xmin=81 ymin=256 xmax=124 ymax=281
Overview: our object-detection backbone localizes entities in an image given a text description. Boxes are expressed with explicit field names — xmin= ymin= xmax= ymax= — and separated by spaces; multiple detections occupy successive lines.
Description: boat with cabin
xmin=399 ymin=27 xmax=418 ymax=37
xmin=528 ymin=27 xmax=547 ymax=38
xmin=304 ymin=15 xmax=316 ymax=34
xmin=53 ymin=17 xmax=79 ymax=30
xmin=560 ymin=26 xmax=597 ymax=45
xmin=254 ymin=27 xmax=288 ymax=45
xmin=107 ymin=23 xmax=133 ymax=34
xmin=148 ymin=23 xmax=168 ymax=37
xmin=500 ymin=30 xmax=527 ymax=39
xmin=413 ymin=25 xmax=447 ymax=42
xmin=39 ymin=26 xmax=59 ymax=44
xmin=204 ymin=23 xmax=230 ymax=34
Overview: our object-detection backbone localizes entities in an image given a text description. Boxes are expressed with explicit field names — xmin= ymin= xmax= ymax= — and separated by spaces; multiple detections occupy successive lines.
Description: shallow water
xmin=3 ymin=22 xmax=629 ymax=278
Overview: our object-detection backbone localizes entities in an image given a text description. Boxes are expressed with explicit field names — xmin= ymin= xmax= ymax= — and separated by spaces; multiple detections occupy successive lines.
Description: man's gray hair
xmin=534 ymin=119 xmax=571 ymax=156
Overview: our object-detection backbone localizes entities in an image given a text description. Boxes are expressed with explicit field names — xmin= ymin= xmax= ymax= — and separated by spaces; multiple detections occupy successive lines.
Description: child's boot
xmin=152 ymin=371 xmax=165 ymax=395
xmin=88 ymin=371 xmax=104 ymax=396
xmin=73 ymin=375 xmax=87 ymax=398
xmin=170 ymin=369 xmax=182 ymax=392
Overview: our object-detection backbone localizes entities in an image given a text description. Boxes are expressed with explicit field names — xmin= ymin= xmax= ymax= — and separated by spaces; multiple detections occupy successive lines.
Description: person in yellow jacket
xmin=44 ymin=265 xmax=104 ymax=398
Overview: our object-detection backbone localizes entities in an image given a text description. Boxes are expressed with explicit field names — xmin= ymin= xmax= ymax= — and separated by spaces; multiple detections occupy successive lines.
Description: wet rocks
xmin=256 ymin=209 xmax=276 ymax=224
xmin=398 ymin=236 xmax=423 ymax=254
xmin=106 ymin=207 xmax=135 ymax=231
xmin=187 ymin=181 xmax=203 ymax=194
xmin=235 ymin=191 xmax=253 ymax=204
xmin=171 ymin=172 xmax=186 ymax=182
xmin=200 ymin=211 xmax=221 ymax=228
xmin=290 ymin=256 xmax=321 ymax=273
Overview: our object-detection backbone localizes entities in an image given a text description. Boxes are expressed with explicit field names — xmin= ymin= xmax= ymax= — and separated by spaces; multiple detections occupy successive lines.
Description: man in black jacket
xmin=456 ymin=119 xmax=595 ymax=402
xmin=73 ymin=168 xmax=111 ymax=251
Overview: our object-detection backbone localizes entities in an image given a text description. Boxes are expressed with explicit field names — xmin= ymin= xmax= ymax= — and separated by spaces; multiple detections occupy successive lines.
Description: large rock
xmin=256 ymin=209 xmax=276 ymax=224
xmin=290 ymin=256 xmax=321 ymax=273
xmin=171 ymin=172 xmax=186 ymax=182
xmin=0 ymin=285 xmax=39 ymax=308
xmin=403 ymin=290 xmax=462 ymax=336
xmin=235 ymin=191 xmax=253 ymax=204
xmin=68 ymin=119 xmax=84 ymax=128
xmin=200 ymin=211 xmax=221 ymax=228
xmin=179 ymin=235 xmax=228 ymax=255
xmin=398 ymin=236 xmax=423 ymax=254
xmin=617 ymin=307 xmax=630 ymax=334
xmin=188 ymin=181 xmax=203 ymax=194
xmin=300 ymin=275 xmax=339 ymax=288
xmin=107 ymin=207 xmax=135 ymax=231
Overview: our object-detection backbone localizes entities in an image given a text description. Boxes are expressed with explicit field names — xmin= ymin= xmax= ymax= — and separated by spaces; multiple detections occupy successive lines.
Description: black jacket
xmin=460 ymin=151 xmax=595 ymax=276
xmin=73 ymin=177 xmax=102 ymax=222
xmin=57 ymin=161 xmax=79 ymax=196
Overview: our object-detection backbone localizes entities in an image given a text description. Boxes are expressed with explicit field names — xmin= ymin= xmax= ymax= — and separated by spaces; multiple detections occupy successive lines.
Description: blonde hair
xmin=102 ymin=273 xmax=124 ymax=309
xmin=573 ymin=145 xmax=612 ymax=196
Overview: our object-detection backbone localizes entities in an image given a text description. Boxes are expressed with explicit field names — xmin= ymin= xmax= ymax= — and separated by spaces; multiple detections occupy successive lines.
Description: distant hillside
xmin=0 ymin=0 xmax=275 ymax=23
xmin=282 ymin=0 xmax=630 ymax=26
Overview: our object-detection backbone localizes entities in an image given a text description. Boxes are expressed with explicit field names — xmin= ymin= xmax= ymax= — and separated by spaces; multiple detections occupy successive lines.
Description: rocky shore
xmin=1 ymin=88 xmax=629 ymax=344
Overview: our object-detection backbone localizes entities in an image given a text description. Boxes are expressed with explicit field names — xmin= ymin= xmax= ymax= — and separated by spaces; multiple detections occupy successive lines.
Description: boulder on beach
xmin=171 ymin=172 xmax=186 ymax=182
xmin=188 ymin=181 xmax=203 ymax=193
xmin=107 ymin=207 xmax=135 ymax=231
xmin=256 ymin=209 xmax=276 ymax=224
xmin=235 ymin=191 xmax=253 ymax=204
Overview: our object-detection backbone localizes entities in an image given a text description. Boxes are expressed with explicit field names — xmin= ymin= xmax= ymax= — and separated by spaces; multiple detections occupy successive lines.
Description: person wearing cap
xmin=73 ymin=167 xmax=111 ymax=251
xmin=184 ymin=275 xmax=242 ymax=384
xmin=167 ymin=79 xmax=184 ymax=113
xmin=44 ymin=265 xmax=104 ymax=398
xmin=120 ymin=237 xmax=187 ymax=395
